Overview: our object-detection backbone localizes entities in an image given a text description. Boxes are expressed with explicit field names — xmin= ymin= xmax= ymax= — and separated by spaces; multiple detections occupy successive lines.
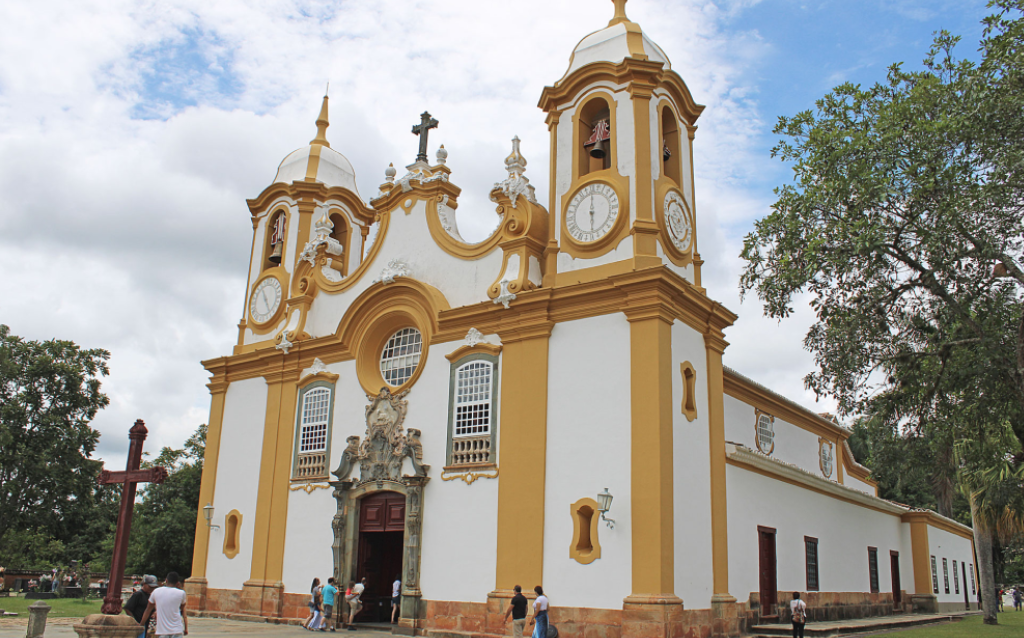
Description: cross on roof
xmin=411 ymin=111 xmax=439 ymax=163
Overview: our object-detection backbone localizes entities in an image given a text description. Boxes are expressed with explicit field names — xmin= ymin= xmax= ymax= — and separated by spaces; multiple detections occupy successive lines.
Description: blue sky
xmin=0 ymin=0 xmax=1001 ymax=465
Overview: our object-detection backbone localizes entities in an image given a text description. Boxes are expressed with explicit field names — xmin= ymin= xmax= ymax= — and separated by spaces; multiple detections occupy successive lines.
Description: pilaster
xmin=705 ymin=333 xmax=732 ymax=605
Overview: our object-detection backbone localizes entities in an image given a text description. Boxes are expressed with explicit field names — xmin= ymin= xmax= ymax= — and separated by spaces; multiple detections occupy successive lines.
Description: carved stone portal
xmin=330 ymin=388 xmax=430 ymax=634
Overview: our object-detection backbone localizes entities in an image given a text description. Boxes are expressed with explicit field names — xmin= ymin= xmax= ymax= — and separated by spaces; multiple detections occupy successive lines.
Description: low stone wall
xmin=744 ymin=591 xmax=900 ymax=626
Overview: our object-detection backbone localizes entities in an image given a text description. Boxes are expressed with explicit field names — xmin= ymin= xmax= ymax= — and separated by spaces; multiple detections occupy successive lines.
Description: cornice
xmin=247 ymin=181 xmax=376 ymax=224
xmin=445 ymin=342 xmax=503 ymax=362
xmin=900 ymin=510 xmax=974 ymax=541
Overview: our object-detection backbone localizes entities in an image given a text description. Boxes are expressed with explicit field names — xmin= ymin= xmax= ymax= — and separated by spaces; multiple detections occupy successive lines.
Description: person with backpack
xmin=790 ymin=592 xmax=807 ymax=638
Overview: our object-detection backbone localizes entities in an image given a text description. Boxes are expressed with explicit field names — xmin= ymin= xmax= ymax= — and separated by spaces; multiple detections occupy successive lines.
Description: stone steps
xmin=750 ymin=612 xmax=976 ymax=638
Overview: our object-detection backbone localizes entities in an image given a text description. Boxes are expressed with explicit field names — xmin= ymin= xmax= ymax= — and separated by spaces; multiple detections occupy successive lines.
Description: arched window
xmin=329 ymin=212 xmax=350 ymax=276
xmin=755 ymin=411 xmax=775 ymax=455
xmin=293 ymin=384 xmax=333 ymax=479
xmin=661 ymin=106 xmax=681 ymax=184
xmin=262 ymin=210 xmax=287 ymax=271
xmin=446 ymin=352 xmax=499 ymax=468
xmin=578 ymin=97 xmax=613 ymax=177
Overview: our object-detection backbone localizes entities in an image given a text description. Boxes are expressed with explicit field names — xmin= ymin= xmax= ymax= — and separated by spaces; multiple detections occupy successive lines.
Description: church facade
xmin=185 ymin=2 xmax=979 ymax=636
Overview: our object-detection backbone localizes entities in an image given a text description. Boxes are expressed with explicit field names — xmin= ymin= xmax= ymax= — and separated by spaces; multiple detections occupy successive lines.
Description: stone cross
xmin=411 ymin=111 xmax=439 ymax=163
xmin=97 ymin=420 xmax=168 ymax=614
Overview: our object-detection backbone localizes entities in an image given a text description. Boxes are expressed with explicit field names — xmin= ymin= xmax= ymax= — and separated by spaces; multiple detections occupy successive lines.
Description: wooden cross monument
xmin=98 ymin=419 xmax=168 ymax=614
xmin=411 ymin=111 xmax=438 ymax=163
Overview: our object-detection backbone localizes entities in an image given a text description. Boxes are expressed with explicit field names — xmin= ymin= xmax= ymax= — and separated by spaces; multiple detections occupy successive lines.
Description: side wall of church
xmin=206 ymin=378 xmax=270 ymax=591
xmin=726 ymin=465 xmax=907 ymax=602
xmin=927 ymin=525 xmax=979 ymax=608
xmin=723 ymin=395 xmax=827 ymax=480
xmin=543 ymin=313 xmax=633 ymax=610
xmin=843 ymin=474 xmax=875 ymax=496
xmin=671 ymin=320 xmax=714 ymax=605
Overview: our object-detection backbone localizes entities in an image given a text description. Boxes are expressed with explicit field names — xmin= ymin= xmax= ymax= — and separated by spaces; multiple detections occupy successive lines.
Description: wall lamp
xmin=203 ymin=503 xmax=220 ymax=530
xmin=596 ymin=488 xmax=615 ymax=529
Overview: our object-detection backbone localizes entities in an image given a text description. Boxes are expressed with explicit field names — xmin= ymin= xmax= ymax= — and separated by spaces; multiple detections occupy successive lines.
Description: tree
xmin=125 ymin=424 xmax=205 ymax=577
xmin=0 ymin=324 xmax=110 ymax=553
xmin=738 ymin=1 xmax=1024 ymax=624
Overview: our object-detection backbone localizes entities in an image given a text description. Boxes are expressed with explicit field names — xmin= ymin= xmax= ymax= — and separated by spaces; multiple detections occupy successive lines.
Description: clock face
xmin=249 ymin=277 xmax=283 ymax=324
xmin=663 ymin=191 xmax=693 ymax=252
xmin=566 ymin=183 xmax=619 ymax=244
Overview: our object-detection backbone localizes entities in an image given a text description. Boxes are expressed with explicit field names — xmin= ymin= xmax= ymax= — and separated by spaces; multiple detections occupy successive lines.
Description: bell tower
xmin=539 ymin=0 xmax=705 ymax=289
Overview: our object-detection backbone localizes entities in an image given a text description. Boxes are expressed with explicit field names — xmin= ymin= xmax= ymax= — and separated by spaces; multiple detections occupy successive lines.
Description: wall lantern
xmin=203 ymin=503 xmax=220 ymax=530
xmin=596 ymin=488 xmax=615 ymax=528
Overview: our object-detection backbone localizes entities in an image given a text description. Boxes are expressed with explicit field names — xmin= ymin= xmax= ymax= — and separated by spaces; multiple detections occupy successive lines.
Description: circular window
xmin=379 ymin=328 xmax=423 ymax=387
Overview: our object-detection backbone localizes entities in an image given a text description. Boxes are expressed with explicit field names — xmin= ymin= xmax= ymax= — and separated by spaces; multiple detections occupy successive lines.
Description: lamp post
xmin=596 ymin=488 xmax=615 ymax=528
xmin=203 ymin=503 xmax=220 ymax=530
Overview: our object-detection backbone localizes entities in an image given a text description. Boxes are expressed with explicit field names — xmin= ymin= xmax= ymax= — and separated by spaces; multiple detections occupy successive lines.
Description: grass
xmin=879 ymin=611 xmax=1024 ymax=637
xmin=0 ymin=595 xmax=103 ymax=618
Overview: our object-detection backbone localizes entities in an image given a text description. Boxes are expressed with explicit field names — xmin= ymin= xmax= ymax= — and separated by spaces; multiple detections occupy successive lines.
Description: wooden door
xmin=890 ymin=551 xmax=902 ymax=609
xmin=356 ymin=492 xmax=406 ymax=622
xmin=962 ymin=563 xmax=970 ymax=610
xmin=758 ymin=526 xmax=778 ymax=618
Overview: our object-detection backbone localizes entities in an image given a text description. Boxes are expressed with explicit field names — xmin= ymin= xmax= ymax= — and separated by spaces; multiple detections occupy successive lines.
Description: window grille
xmin=943 ymin=558 xmax=949 ymax=594
xmin=380 ymin=328 xmax=422 ymax=387
xmin=805 ymin=537 xmax=819 ymax=591
xmin=868 ymin=547 xmax=879 ymax=593
xmin=969 ymin=564 xmax=976 ymax=595
xmin=931 ymin=556 xmax=939 ymax=594
xmin=295 ymin=386 xmax=331 ymax=479
xmin=756 ymin=413 xmax=774 ymax=454
xmin=953 ymin=560 xmax=959 ymax=594
xmin=455 ymin=361 xmax=492 ymax=437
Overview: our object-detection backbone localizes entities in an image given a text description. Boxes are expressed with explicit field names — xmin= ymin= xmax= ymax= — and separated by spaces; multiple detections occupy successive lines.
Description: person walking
xmin=346 ymin=578 xmax=366 ymax=631
xmin=141 ymin=572 xmax=188 ymax=638
xmin=1014 ymin=586 xmax=1022 ymax=612
xmin=528 ymin=586 xmax=548 ymax=638
xmin=322 ymin=578 xmax=338 ymax=632
xmin=503 ymin=585 xmax=528 ymax=638
xmin=790 ymin=592 xmax=807 ymax=638
xmin=307 ymin=579 xmax=324 ymax=631
xmin=391 ymin=575 xmax=401 ymax=624
xmin=123 ymin=575 xmax=157 ymax=638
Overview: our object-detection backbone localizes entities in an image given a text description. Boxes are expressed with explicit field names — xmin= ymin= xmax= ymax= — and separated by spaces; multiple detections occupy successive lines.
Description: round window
xmin=379 ymin=327 xmax=423 ymax=387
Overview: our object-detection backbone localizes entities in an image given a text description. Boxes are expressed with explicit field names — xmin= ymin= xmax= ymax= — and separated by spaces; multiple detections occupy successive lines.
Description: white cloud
xmin=0 ymin=0 xmax=840 ymax=467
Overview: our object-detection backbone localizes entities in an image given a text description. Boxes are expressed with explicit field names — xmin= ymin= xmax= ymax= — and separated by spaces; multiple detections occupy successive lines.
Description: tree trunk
xmin=971 ymin=492 xmax=999 ymax=625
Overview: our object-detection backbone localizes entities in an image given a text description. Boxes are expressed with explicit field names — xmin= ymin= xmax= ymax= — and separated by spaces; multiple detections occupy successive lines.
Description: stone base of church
xmin=744 ymin=590 xmax=902 ymax=626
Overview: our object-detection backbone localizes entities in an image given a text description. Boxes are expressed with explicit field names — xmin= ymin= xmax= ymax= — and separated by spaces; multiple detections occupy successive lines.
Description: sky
xmin=0 ymin=0 xmax=992 ymax=468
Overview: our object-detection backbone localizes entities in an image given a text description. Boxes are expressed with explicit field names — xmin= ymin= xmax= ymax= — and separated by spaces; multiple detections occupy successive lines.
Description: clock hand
xmin=260 ymin=289 xmax=270 ymax=312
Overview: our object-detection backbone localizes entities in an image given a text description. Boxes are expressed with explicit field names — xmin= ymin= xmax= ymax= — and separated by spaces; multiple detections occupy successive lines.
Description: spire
xmin=310 ymin=87 xmax=330 ymax=148
xmin=609 ymin=0 xmax=630 ymax=26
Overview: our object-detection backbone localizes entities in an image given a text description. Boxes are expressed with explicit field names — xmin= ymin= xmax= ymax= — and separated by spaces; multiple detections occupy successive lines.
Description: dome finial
xmin=310 ymin=87 xmax=331 ymax=148
xmin=609 ymin=0 xmax=629 ymax=26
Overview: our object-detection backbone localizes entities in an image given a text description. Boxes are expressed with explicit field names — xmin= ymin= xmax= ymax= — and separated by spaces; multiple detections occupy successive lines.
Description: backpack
xmin=792 ymin=602 xmax=806 ymax=624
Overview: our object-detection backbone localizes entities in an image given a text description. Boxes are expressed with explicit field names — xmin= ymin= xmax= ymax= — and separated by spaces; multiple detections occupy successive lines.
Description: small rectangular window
xmin=805 ymin=537 xmax=819 ymax=591
xmin=970 ymin=564 xmax=976 ymax=595
xmin=953 ymin=559 xmax=959 ymax=594
xmin=868 ymin=547 xmax=879 ymax=593
xmin=931 ymin=556 xmax=939 ymax=594
xmin=943 ymin=558 xmax=949 ymax=594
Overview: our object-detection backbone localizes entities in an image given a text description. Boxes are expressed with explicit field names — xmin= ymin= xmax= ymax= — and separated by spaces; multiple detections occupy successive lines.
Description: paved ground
xmin=0 ymin=616 xmax=388 ymax=638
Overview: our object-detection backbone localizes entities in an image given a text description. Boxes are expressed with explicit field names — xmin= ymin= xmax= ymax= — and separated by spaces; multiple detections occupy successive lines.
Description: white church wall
xmin=671 ymin=321 xmax=714 ymax=606
xmin=927 ymin=525 xmax=977 ymax=606
xmin=304 ymin=197 xmax=504 ymax=339
xmin=281 ymin=488 xmax=336 ymax=593
xmin=899 ymin=526 xmax=917 ymax=595
xmin=544 ymin=313 xmax=633 ymax=609
xmin=843 ymin=473 xmax=875 ymax=496
xmin=726 ymin=465 xmax=907 ymax=600
xmin=418 ymin=338 xmax=500 ymax=603
xmin=207 ymin=377 xmax=269 ymax=591
xmin=722 ymin=394 xmax=825 ymax=479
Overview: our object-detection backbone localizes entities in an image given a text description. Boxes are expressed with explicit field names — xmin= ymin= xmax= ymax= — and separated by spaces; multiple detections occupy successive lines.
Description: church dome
xmin=272 ymin=95 xmax=362 ymax=197
xmin=561 ymin=0 xmax=670 ymax=81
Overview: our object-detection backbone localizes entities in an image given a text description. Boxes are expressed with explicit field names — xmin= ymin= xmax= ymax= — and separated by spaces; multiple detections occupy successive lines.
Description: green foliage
xmin=0 ymin=596 xmax=104 ymax=618
xmin=125 ymin=424 xmax=205 ymax=577
xmin=0 ymin=324 xmax=110 ymax=564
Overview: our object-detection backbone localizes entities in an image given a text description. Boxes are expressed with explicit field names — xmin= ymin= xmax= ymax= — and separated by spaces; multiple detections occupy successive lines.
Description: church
xmin=184 ymin=2 xmax=979 ymax=636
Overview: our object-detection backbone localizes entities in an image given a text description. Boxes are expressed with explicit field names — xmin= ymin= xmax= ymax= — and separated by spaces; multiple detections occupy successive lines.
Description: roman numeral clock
xmin=563 ymin=181 xmax=628 ymax=254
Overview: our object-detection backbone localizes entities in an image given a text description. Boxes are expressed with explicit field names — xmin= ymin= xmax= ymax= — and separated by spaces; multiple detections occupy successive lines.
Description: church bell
xmin=584 ymin=118 xmax=611 ymax=159
xmin=589 ymin=137 xmax=607 ymax=159
xmin=269 ymin=242 xmax=283 ymax=264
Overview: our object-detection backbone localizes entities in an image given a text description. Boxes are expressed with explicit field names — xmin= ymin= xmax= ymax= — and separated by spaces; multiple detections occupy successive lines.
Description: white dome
xmin=274 ymin=144 xmax=361 ymax=196
xmin=562 ymin=22 xmax=671 ymax=80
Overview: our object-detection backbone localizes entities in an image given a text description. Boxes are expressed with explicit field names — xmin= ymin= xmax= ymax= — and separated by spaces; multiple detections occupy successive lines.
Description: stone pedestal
xmin=621 ymin=595 xmax=684 ymax=638
xmin=710 ymin=594 xmax=742 ymax=637
xmin=185 ymin=577 xmax=208 ymax=611
xmin=72 ymin=614 xmax=143 ymax=638
xmin=241 ymin=580 xmax=283 ymax=617
xmin=26 ymin=600 xmax=51 ymax=638
xmin=909 ymin=593 xmax=938 ymax=614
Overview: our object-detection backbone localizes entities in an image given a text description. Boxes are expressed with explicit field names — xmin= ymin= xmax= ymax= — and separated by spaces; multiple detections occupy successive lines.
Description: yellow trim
xmin=680 ymin=361 xmax=697 ymax=422
xmin=544 ymin=112 xmax=560 ymax=287
xmin=442 ymin=466 xmax=499 ymax=484
xmin=305 ymin=143 xmax=322 ymax=181
xmin=628 ymin=312 xmax=674 ymax=595
xmin=705 ymin=335 xmax=730 ymax=596
xmin=247 ymin=269 xmax=290 ymax=334
xmin=189 ymin=378 xmax=228 ymax=579
xmin=289 ymin=482 xmax=331 ymax=494
xmin=630 ymin=82 xmax=657 ymax=260
xmin=298 ymin=368 xmax=340 ymax=386
xmin=445 ymin=342 xmax=502 ymax=362
xmin=654 ymin=182 xmax=695 ymax=267
xmin=842 ymin=441 xmax=877 ymax=492
xmin=494 ymin=326 xmax=552 ymax=591
xmin=724 ymin=369 xmax=851 ymax=443
xmin=223 ymin=509 xmax=242 ymax=560
xmin=569 ymin=497 xmax=602 ymax=565
xmin=905 ymin=513 xmax=933 ymax=595
xmin=901 ymin=510 xmax=975 ymax=541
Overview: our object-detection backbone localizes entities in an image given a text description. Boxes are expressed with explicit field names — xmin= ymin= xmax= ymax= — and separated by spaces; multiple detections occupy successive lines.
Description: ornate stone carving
xmin=464 ymin=328 xmax=485 ymax=347
xmin=275 ymin=332 xmax=294 ymax=354
xmin=309 ymin=358 xmax=328 ymax=376
xmin=332 ymin=435 xmax=362 ymax=481
xmin=492 ymin=136 xmax=537 ymax=208
xmin=331 ymin=389 xmax=430 ymax=485
xmin=299 ymin=212 xmax=345 ymax=267
xmin=494 ymin=280 xmax=517 ymax=309
xmin=373 ymin=258 xmax=412 ymax=285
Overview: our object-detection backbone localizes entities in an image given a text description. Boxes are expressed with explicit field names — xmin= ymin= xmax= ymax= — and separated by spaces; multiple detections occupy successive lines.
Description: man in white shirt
xmin=346 ymin=577 xmax=366 ymax=631
xmin=790 ymin=591 xmax=807 ymax=638
xmin=141 ymin=572 xmax=188 ymax=637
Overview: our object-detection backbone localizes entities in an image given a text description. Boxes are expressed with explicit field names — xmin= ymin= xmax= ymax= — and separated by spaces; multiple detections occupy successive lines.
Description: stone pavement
xmin=750 ymin=610 xmax=981 ymax=637
xmin=0 ymin=616 xmax=388 ymax=638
